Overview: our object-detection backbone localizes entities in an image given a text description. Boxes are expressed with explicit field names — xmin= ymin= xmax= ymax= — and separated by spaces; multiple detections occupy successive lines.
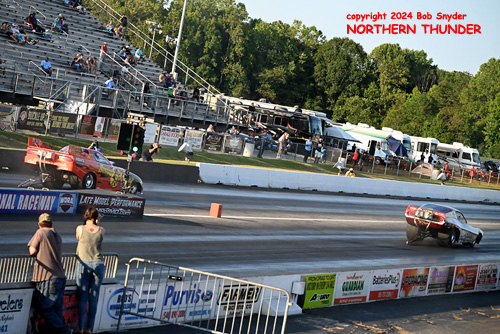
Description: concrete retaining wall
xmin=198 ymin=163 xmax=500 ymax=203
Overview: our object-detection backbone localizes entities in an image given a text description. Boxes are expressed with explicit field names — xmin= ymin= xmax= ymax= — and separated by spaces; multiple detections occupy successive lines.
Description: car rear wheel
xmin=82 ymin=173 xmax=96 ymax=189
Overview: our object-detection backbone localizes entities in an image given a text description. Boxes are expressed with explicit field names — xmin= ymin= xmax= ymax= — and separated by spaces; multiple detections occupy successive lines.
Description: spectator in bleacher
xmin=84 ymin=56 xmax=95 ymax=74
xmin=73 ymin=0 xmax=85 ymax=13
xmin=98 ymin=42 xmax=107 ymax=70
xmin=104 ymin=77 xmax=115 ymax=88
xmin=124 ymin=54 xmax=136 ymax=67
xmin=159 ymin=72 xmax=167 ymax=87
xmin=71 ymin=54 xmax=84 ymax=72
xmin=26 ymin=13 xmax=45 ymax=33
xmin=1 ymin=22 xmax=18 ymax=43
xmin=119 ymin=15 xmax=128 ymax=31
xmin=54 ymin=14 xmax=69 ymax=34
xmin=192 ymin=86 xmax=200 ymax=102
xmin=118 ymin=46 xmax=127 ymax=59
xmin=40 ymin=57 xmax=52 ymax=76
xmin=121 ymin=65 xmax=130 ymax=81
xmin=166 ymin=87 xmax=174 ymax=98
xmin=167 ymin=73 xmax=175 ymax=87
xmin=104 ymin=20 xmax=114 ymax=34
xmin=134 ymin=47 xmax=144 ymax=62
xmin=0 ymin=55 xmax=6 ymax=76
xmin=114 ymin=24 xmax=125 ymax=40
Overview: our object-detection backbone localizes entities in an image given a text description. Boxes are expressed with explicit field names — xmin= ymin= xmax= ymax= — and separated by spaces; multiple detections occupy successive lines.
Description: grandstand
xmin=0 ymin=0 xmax=237 ymax=128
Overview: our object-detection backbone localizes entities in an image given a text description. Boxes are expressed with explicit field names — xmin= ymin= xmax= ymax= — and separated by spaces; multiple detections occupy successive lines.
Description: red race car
xmin=24 ymin=137 xmax=143 ymax=193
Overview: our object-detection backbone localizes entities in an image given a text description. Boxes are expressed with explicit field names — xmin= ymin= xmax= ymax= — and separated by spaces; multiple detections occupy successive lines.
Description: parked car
xmin=24 ymin=137 xmax=143 ymax=193
xmin=482 ymin=160 xmax=499 ymax=174
xmin=404 ymin=203 xmax=483 ymax=247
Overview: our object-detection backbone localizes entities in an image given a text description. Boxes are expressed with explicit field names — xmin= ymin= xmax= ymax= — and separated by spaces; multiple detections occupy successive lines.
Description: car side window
xmin=94 ymin=151 xmax=111 ymax=165
xmin=456 ymin=212 xmax=468 ymax=224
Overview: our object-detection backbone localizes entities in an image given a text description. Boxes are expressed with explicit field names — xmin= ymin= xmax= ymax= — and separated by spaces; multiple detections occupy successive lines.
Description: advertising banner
xmin=93 ymin=117 xmax=106 ymax=137
xmin=215 ymin=282 xmax=262 ymax=318
xmin=453 ymin=265 xmax=479 ymax=292
xmin=0 ymin=289 xmax=33 ymax=334
xmin=301 ymin=273 xmax=336 ymax=309
xmin=223 ymin=135 xmax=245 ymax=155
xmin=184 ymin=129 xmax=204 ymax=151
xmin=96 ymin=285 xmax=160 ymax=331
xmin=49 ymin=112 xmax=77 ymax=136
xmin=16 ymin=107 xmax=47 ymax=132
xmin=0 ymin=189 xmax=77 ymax=214
xmin=107 ymin=119 xmax=123 ymax=140
xmin=77 ymin=193 xmax=145 ymax=218
xmin=79 ymin=115 xmax=98 ymax=137
xmin=476 ymin=263 xmax=499 ymax=291
xmin=144 ymin=123 xmax=158 ymax=144
xmin=158 ymin=126 xmax=181 ymax=147
xmin=0 ymin=104 xmax=17 ymax=131
xmin=399 ymin=268 xmax=429 ymax=298
xmin=203 ymin=132 xmax=224 ymax=152
xmin=427 ymin=266 xmax=455 ymax=295
xmin=334 ymin=271 xmax=370 ymax=305
xmin=369 ymin=269 xmax=401 ymax=301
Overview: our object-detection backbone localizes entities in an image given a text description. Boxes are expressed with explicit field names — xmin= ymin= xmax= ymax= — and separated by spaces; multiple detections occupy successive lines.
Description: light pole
xmin=171 ymin=0 xmax=187 ymax=80
xmin=146 ymin=20 xmax=162 ymax=59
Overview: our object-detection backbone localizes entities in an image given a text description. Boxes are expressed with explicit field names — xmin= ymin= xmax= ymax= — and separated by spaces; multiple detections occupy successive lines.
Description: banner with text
xmin=0 ymin=289 xmax=32 ymax=334
xmin=369 ymin=268 xmax=401 ymax=301
xmin=334 ymin=271 xmax=370 ymax=305
xmin=0 ymin=189 xmax=77 ymax=214
xmin=427 ymin=266 xmax=455 ymax=295
xmin=301 ymin=273 xmax=336 ymax=309
xmin=399 ymin=267 xmax=429 ymax=298
xmin=76 ymin=193 xmax=145 ymax=218
xmin=184 ymin=129 xmax=204 ymax=151
xmin=203 ymin=132 xmax=224 ymax=152
xmin=158 ymin=125 xmax=181 ymax=147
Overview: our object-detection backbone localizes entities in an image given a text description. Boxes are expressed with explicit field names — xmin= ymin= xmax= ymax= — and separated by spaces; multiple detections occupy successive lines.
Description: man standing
xmin=303 ymin=137 xmax=312 ymax=163
xmin=28 ymin=213 xmax=72 ymax=334
xmin=99 ymin=41 xmax=108 ymax=70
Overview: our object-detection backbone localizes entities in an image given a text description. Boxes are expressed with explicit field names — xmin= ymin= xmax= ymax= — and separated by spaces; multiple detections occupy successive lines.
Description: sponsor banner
xmin=0 ymin=189 xmax=77 ymax=214
xmin=184 ymin=130 xmax=204 ymax=151
xmin=0 ymin=289 xmax=32 ymax=334
xmin=144 ymin=123 xmax=158 ymax=144
xmin=93 ymin=117 xmax=106 ymax=137
xmin=96 ymin=285 xmax=160 ymax=331
xmin=204 ymin=132 xmax=223 ymax=152
xmin=77 ymin=193 xmax=145 ymax=218
xmin=399 ymin=268 xmax=429 ymax=298
xmin=0 ymin=104 xmax=17 ymax=131
xmin=369 ymin=269 xmax=401 ymax=301
xmin=223 ymin=135 xmax=245 ymax=155
xmin=302 ymin=274 xmax=336 ymax=309
xmin=476 ymin=264 xmax=499 ymax=291
xmin=49 ymin=112 xmax=77 ymax=135
xmin=216 ymin=283 xmax=262 ymax=317
xmin=453 ymin=265 xmax=479 ymax=292
xmin=107 ymin=119 xmax=123 ymax=140
xmin=427 ymin=266 xmax=455 ymax=295
xmin=16 ymin=107 xmax=47 ymax=132
xmin=334 ymin=271 xmax=370 ymax=305
xmin=79 ymin=115 xmax=98 ymax=137
xmin=158 ymin=125 xmax=181 ymax=147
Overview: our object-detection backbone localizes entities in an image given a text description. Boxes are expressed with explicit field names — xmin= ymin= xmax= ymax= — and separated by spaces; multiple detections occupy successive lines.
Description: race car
xmin=24 ymin=137 xmax=143 ymax=194
xmin=405 ymin=203 xmax=483 ymax=247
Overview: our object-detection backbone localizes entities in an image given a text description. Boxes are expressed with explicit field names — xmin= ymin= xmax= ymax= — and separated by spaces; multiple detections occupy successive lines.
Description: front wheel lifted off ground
xmin=406 ymin=224 xmax=422 ymax=244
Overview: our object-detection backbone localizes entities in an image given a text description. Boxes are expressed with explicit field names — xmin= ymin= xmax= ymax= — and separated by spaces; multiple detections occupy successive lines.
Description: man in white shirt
xmin=40 ymin=57 xmax=52 ymax=76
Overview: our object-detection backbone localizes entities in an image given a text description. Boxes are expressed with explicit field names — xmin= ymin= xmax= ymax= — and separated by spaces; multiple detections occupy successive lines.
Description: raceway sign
xmin=0 ymin=189 xmax=77 ymax=214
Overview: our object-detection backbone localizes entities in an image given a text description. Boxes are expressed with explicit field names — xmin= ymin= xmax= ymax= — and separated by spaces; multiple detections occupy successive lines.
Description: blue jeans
xmin=34 ymin=277 xmax=71 ymax=334
xmin=76 ymin=260 xmax=105 ymax=331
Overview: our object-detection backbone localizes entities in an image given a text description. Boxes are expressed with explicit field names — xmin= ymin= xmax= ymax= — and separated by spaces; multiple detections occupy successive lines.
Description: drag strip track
xmin=1 ymin=176 xmax=499 ymax=281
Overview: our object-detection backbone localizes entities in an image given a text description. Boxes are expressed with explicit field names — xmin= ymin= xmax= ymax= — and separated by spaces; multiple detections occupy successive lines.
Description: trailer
xmin=436 ymin=142 xmax=481 ymax=170
xmin=341 ymin=123 xmax=395 ymax=164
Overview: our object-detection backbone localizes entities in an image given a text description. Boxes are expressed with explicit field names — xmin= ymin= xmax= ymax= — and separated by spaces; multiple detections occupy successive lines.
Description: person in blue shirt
xmin=303 ymin=137 xmax=312 ymax=163
xmin=134 ymin=47 xmax=144 ymax=62
xmin=104 ymin=77 xmax=115 ymax=88
xmin=40 ymin=57 xmax=52 ymax=76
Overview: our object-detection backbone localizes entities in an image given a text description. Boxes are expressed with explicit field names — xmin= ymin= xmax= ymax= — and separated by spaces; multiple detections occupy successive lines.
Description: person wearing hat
xmin=345 ymin=168 xmax=356 ymax=177
xmin=28 ymin=213 xmax=72 ymax=334
xmin=98 ymin=41 xmax=108 ymax=70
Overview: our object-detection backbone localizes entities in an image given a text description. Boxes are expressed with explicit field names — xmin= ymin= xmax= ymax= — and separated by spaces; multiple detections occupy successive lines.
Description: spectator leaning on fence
xmin=40 ymin=56 xmax=52 ymax=76
xmin=28 ymin=213 xmax=72 ymax=334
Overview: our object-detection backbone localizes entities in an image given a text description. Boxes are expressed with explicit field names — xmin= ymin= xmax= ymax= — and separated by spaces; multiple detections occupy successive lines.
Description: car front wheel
xmin=82 ymin=173 xmax=97 ymax=189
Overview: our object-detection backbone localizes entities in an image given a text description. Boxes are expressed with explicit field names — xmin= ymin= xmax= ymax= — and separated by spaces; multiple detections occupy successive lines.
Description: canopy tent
xmin=387 ymin=136 xmax=408 ymax=157
xmin=321 ymin=118 xmax=361 ymax=143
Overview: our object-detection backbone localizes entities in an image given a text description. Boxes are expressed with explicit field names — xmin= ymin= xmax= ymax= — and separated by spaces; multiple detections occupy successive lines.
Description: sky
xmin=243 ymin=0 xmax=499 ymax=75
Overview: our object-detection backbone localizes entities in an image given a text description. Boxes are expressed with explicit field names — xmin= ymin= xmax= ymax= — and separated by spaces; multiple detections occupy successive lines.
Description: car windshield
xmin=472 ymin=153 xmax=480 ymax=164
xmin=59 ymin=146 xmax=69 ymax=153
xmin=456 ymin=211 xmax=468 ymax=224
xmin=430 ymin=143 xmax=437 ymax=154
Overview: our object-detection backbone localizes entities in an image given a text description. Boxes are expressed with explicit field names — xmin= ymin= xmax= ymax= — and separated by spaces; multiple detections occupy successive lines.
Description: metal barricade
xmin=118 ymin=258 xmax=290 ymax=334
xmin=0 ymin=253 xmax=119 ymax=284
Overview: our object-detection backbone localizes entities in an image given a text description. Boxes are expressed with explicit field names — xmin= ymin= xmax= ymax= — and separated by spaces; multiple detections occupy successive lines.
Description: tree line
xmin=92 ymin=0 xmax=500 ymax=159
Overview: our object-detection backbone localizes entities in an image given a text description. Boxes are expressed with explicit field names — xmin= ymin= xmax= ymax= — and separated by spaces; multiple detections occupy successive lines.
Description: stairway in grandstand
xmin=0 ymin=0 xmax=231 ymax=126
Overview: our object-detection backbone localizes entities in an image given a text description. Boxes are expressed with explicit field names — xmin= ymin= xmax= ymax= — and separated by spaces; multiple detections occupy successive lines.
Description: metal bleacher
xmin=0 ymin=0 xmax=236 ymax=127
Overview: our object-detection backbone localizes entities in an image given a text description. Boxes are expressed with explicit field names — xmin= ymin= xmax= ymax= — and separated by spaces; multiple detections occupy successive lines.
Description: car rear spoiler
xmin=27 ymin=137 xmax=51 ymax=149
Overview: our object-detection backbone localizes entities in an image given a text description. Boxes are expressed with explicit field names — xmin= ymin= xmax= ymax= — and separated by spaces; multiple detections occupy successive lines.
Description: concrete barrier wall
xmin=198 ymin=163 xmax=500 ymax=203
